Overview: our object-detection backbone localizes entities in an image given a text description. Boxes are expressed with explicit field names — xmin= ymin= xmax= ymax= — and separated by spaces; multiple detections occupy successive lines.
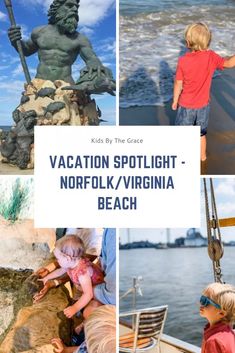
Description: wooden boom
xmin=210 ymin=217 xmax=235 ymax=228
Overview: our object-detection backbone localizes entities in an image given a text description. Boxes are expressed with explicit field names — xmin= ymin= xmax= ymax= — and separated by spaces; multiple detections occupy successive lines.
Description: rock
xmin=24 ymin=274 xmax=44 ymax=296
xmin=0 ymin=286 xmax=72 ymax=353
xmin=0 ymin=77 xmax=101 ymax=169
xmin=83 ymin=100 xmax=100 ymax=125
xmin=20 ymin=344 xmax=55 ymax=353
xmin=20 ymin=96 xmax=30 ymax=105
xmin=43 ymin=101 xmax=66 ymax=116
xmin=0 ymin=268 xmax=33 ymax=343
xmin=0 ymin=218 xmax=56 ymax=270
xmin=35 ymin=88 xmax=56 ymax=100
xmin=0 ymin=292 xmax=14 ymax=337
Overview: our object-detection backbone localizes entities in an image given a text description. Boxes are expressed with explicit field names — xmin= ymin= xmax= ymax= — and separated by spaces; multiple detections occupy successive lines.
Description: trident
xmin=4 ymin=0 xmax=32 ymax=85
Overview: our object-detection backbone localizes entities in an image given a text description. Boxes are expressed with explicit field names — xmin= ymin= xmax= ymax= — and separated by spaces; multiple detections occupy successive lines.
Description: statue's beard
xmin=56 ymin=14 xmax=78 ymax=34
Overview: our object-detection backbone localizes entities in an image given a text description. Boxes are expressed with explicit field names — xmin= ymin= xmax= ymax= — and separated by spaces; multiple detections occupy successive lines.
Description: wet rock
xmin=24 ymin=274 xmax=44 ymax=296
xmin=43 ymin=101 xmax=66 ymax=116
xmin=20 ymin=344 xmax=54 ymax=353
xmin=20 ymin=96 xmax=30 ymax=105
xmin=35 ymin=88 xmax=56 ymax=100
xmin=0 ymin=268 xmax=33 ymax=342
xmin=0 ymin=286 xmax=72 ymax=353
xmin=0 ymin=293 xmax=14 ymax=337
xmin=12 ymin=109 xmax=23 ymax=124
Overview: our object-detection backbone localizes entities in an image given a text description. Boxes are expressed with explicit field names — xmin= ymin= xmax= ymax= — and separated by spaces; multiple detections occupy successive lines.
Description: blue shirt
xmin=94 ymin=228 xmax=116 ymax=305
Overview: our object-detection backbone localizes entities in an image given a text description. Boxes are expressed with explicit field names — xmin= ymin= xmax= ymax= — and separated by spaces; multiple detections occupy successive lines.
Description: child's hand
xmin=34 ymin=267 xmax=49 ymax=278
xmin=37 ymin=276 xmax=48 ymax=285
xmin=172 ymin=102 xmax=178 ymax=110
xmin=33 ymin=280 xmax=56 ymax=303
xmin=51 ymin=338 xmax=66 ymax=353
xmin=63 ymin=305 xmax=77 ymax=318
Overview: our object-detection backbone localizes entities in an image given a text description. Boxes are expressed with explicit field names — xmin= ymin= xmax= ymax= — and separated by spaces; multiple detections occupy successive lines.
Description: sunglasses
xmin=200 ymin=295 xmax=221 ymax=309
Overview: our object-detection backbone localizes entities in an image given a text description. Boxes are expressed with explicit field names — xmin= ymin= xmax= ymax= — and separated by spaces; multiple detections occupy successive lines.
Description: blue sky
xmin=120 ymin=178 xmax=235 ymax=243
xmin=0 ymin=0 xmax=116 ymax=126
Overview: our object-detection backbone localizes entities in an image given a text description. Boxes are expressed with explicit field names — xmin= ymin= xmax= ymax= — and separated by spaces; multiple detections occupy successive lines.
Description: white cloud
xmin=72 ymin=62 xmax=84 ymax=79
xmin=0 ymin=11 xmax=7 ymax=22
xmin=216 ymin=201 xmax=235 ymax=218
xmin=0 ymin=80 xmax=25 ymax=94
xmin=0 ymin=53 xmax=20 ymax=66
xmin=79 ymin=0 xmax=115 ymax=26
xmin=17 ymin=24 xmax=30 ymax=40
xmin=80 ymin=26 xmax=94 ymax=37
xmin=0 ymin=65 xmax=10 ymax=71
xmin=12 ymin=64 xmax=24 ymax=77
xmin=215 ymin=179 xmax=235 ymax=197
xmin=19 ymin=0 xmax=115 ymax=27
xmin=99 ymin=38 xmax=116 ymax=54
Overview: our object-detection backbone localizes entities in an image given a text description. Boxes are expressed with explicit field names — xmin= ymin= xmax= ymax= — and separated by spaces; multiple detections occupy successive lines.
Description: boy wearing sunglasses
xmin=200 ymin=283 xmax=235 ymax=353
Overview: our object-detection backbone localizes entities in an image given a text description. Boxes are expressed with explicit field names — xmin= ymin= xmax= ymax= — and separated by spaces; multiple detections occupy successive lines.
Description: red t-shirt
xmin=201 ymin=322 xmax=235 ymax=353
xmin=175 ymin=50 xmax=225 ymax=108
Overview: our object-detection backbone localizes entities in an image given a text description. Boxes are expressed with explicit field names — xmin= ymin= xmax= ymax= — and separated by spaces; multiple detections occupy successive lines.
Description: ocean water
xmin=0 ymin=126 xmax=10 ymax=132
xmin=119 ymin=247 xmax=235 ymax=346
xmin=120 ymin=0 xmax=235 ymax=107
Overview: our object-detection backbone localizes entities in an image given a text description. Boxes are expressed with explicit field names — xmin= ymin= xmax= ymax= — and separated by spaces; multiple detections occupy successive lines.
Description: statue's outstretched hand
xmin=85 ymin=65 xmax=113 ymax=80
xmin=63 ymin=65 xmax=116 ymax=96
xmin=8 ymin=25 xmax=22 ymax=45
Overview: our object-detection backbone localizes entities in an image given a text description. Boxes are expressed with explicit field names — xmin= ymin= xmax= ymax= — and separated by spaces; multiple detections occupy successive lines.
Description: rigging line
xmin=203 ymin=178 xmax=212 ymax=242
xmin=203 ymin=178 xmax=223 ymax=283
xmin=210 ymin=178 xmax=222 ymax=242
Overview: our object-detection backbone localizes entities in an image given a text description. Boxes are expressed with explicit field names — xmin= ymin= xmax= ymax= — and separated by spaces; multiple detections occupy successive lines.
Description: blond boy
xmin=51 ymin=305 xmax=116 ymax=353
xmin=173 ymin=23 xmax=235 ymax=161
xmin=200 ymin=283 xmax=235 ymax=353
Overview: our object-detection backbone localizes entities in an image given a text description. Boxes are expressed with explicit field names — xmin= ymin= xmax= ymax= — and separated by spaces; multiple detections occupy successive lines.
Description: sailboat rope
xmin=203 ymin=178 xmax=224 ymax=283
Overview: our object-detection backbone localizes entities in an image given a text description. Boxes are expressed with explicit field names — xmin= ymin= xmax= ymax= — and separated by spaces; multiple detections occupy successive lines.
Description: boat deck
xmin=119 ymin=324 xmax=201 ymax=353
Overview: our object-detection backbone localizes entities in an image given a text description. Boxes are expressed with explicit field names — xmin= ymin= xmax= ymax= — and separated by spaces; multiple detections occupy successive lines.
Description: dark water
xmin=119 ymin=247 xmax=235 ymax=346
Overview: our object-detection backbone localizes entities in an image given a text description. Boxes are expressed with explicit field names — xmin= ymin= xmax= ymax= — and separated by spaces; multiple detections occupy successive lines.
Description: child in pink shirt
xmin=41 ymin=235 xmax=104 ymax=319
xmin=173 ymin=23 xmax=235 ymax=161
xmin=200 ymin=283 xmax=235 ymax=353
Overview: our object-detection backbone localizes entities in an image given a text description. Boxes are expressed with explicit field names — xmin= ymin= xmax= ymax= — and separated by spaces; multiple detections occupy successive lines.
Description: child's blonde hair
xmin=85 ymin=305 xmax=116 ymax=353
xmin=203 ymin=283 xmax=235 ymax=323
xmin=55 ymin=235 xmax=85 ymax=260
xmin=185 ymin=23 xmax=211 ymax=51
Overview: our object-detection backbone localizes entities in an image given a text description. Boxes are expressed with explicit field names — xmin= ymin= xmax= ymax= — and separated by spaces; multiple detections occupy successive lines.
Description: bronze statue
xmin=1 ymin=0 xmax=115 ymax=169
xmin=8 ymin=0 xmax=115 ymax=93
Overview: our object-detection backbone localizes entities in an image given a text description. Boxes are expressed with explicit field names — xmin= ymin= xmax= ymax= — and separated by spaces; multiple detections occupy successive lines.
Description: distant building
xmin=184 ymin=228 xmax=207 ymax=247
xmin=175 ymin=237 xmax=185 ymax=247
xmin=227 ymin=241 xmax=235 ymax=246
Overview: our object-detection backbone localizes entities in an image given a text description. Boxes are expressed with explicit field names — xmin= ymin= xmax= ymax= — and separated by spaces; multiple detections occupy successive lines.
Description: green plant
xmin=0 ymin=178 xmax=31 ymax=222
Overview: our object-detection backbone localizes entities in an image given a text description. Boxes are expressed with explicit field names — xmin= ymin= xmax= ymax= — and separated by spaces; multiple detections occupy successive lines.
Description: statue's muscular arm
xmin=19 ymin=26 xmax=44 ymax=57
xmin=78 ymin=33 xmax=102 ymax=68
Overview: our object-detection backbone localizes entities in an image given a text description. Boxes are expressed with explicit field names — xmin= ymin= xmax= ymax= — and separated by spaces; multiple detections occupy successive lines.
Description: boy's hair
xmin=185 ymin=23 xmax=211 ymax=51
xmin=55 ymin=235 xmax=85 ymax=259
xmin=85 ymin=305 xmax=116 ymax=353
xmin=203 ymin=283 xmax=235 ymax=323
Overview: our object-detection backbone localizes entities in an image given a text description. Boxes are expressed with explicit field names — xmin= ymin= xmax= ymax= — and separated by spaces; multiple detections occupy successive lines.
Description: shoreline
xmin=120 ymin=69 xmax=235 ymax=175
